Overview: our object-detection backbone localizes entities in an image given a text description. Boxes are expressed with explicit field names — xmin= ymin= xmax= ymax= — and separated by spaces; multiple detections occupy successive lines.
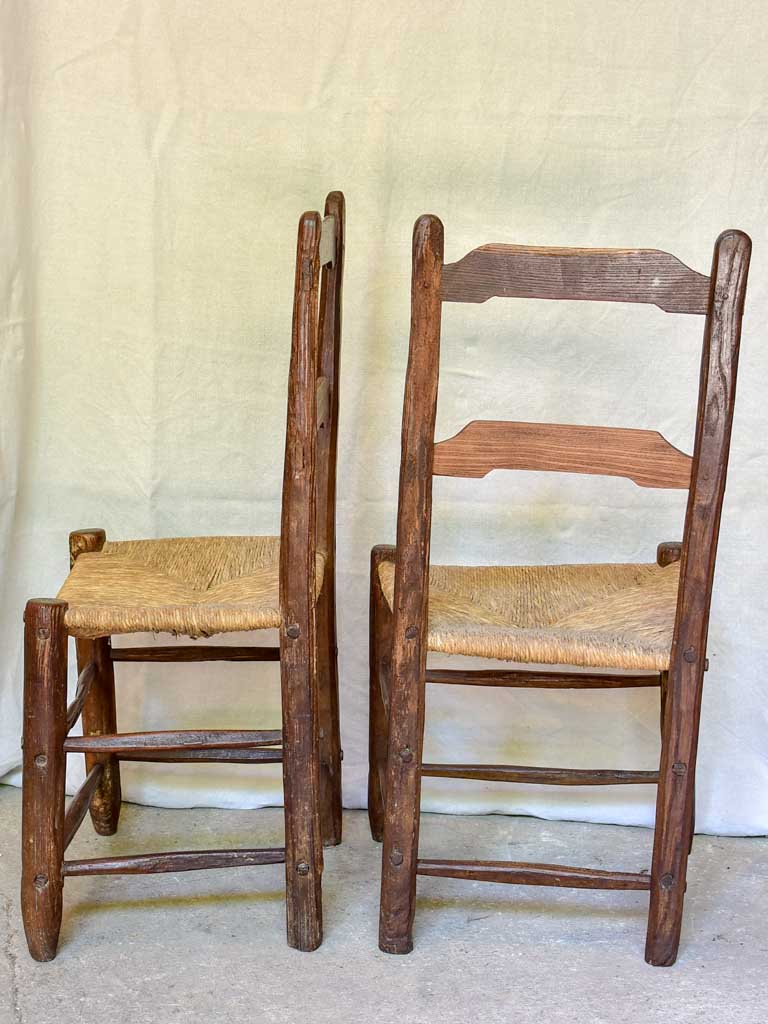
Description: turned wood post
xmin=368 ymin=544 xmax=395 ymax=842
xmin=279 ymin=211 xmax=324 ymax=951
xmin=21 ymin=599 xmax=68 ymax=961
xmin=379 ymin=215 xmax=443 ymax=954
xmin=69 ymin=529 xmax=122 ymax=835
xmin=646 ymin=230 xmax=750 ymax=966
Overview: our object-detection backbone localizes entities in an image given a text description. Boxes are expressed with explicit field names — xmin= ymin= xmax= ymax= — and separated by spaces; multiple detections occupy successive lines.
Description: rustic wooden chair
xmin=369 ymin=215 xmax=750 ymax=965
xmin=21 ymin=191 xmax=345 ymax=960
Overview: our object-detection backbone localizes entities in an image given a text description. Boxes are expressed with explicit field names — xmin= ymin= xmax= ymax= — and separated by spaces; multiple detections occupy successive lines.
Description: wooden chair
xmin=369 ymin=216 xmax=750 ymax=965
xmin=20 ymin=191 xmax=345 ymax=960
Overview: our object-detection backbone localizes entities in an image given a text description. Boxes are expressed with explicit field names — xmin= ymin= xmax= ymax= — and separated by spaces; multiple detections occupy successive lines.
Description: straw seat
xmin=377 ymin=559 xmax=679 ymax=671
xmin=58 ymin=536 xmax=326 ymax=640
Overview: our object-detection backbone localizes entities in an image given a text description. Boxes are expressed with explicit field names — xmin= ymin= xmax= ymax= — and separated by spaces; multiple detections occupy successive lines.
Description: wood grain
xmin=64 ymin=729 xmax=282 ymax=753
xmin=368 ymin=544 xmax=396 ymax=842
xmin=646 ymin=229 xmax=751 ymax=967
xmin=109 ymin=645 xmax=280 ymax=662
xmin=279 ymin=209 xmax=324 ymax=951
xmin=21 ymin=599 xmax=68 ymax=961
xmin=63 ymin=764 xmax=105 ymax=850
xmin=101 ymin=748 xmax=283 ymax=765
xmin=656 ymin=541 xmax=683 ymax=567
xmin=315 ymin=191 xmax=345 ymax=848
xmin=65 ymin=661 xmax=96 ymax=732
xmin=441 ymin=244 xmax=710 ymax=313
xmin=433 ymin=420 xmax=692 ymax=488
xmin=417 ymin=859 xmax=651 ymax=890
xmin=63 ymin=848 xmax=287 ymax=876
xmin=425 ymin=668 xmax=662 ymax=689
xmin=379 ymin=215 xmax=444 ymax=955
xmin=421 ymin=764 xmax=659 ymax=786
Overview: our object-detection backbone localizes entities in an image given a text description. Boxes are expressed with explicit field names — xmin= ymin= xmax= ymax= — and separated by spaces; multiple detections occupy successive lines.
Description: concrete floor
xmin=1 ymin=787 xmax=766 ymax=1023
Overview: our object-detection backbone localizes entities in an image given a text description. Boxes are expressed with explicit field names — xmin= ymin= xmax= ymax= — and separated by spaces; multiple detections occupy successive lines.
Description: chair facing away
xmin=370 ymin=216 xmax=750 ymax=965
xmin=21 ymin=191 xmax=345 ymax=959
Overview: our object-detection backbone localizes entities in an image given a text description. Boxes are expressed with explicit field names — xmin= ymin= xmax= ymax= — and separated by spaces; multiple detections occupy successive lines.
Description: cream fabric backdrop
xmin=1 ymin=1 xmax=767 ymax=834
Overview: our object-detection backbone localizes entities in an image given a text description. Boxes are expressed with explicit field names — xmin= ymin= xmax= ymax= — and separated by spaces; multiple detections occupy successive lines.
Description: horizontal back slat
xmin=441 ymin=244 xmax=710 ymax=313
xmin=433 ymin=420 xmax=692 ymax=488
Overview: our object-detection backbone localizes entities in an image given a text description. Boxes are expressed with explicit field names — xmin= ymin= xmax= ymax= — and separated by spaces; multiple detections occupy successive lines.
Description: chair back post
xmin=280 ymin=210 xmax=322 ymax=634
xmin=667 ymin=229 xmax=751 ymax=723
xmin=278 ymin=209 xmax=325 ymax=948
xmin=315 ymin=191 xmax=345 ymax=590
xmin=314 ymin=191 xmax=345 ymax=845
xmin=647 ymin=228 xmax=750 ymax=965
xmin=379 ymin=215 xmax=444 ymax=951
xmin=391 ymin=214 xmax=444 ymax=696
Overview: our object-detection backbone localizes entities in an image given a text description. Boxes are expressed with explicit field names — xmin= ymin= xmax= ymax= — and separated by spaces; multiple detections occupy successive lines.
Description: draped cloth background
xmin=1 ymin=0 xmax=767 ymax=834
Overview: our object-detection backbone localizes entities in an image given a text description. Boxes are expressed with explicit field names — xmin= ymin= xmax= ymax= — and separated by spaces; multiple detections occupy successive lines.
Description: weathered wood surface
xmin=646 ymin=229 xmax=751 ymax=967
xmin=63 ymin=764 xmax=105 ymax=850
xmin=315 ymin=191 xmax=345 ymax=848
xmin=279 ymin=209 xmax=324 ymax=951
xmin=102 ymin=748 xmax=283 ymax=764
xmin=656 ymin=541 xmax=683 ymax=567
xmin=64 ymin=729 xmax=282 ymax=753
xmin=417 ymin=859 xmax=652 ymax=890
xmin=70 ymin=529 xmax=122 ymax=836
xmin=368 ymin=545 xmax=396 ymax=842
xmin=441 ymin=244 xmax=710 ymax=313
xmin=63 ymin=848 xmax=287 ymax=876
xmin=379 ymin=215 xmax=444 ymax=955
xmin=21 ymin=599 xmax=68 ymax=961
xmin=433 ymin=420 xmax=692 ymax=488
xmin=65 ymin=661 xmax=96 ymax=731
xmin=421 ymin=764 xmax=659 ymax=786
xmin=109 ymin=645 xmax=280 ymax=662
xmin=425 ymin=668 xmax=662 ymax=689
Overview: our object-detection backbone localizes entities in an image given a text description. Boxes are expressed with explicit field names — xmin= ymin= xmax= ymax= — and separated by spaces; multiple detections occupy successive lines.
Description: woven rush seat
xmin=377 ymin=559 xmax=680 ymax=671
xmin=58 ymin=536 xmax=326 ymax=639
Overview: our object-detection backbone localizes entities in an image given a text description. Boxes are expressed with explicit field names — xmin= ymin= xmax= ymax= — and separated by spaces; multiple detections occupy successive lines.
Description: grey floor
xmin=1 ymin=786 xmax=766 ymax=1024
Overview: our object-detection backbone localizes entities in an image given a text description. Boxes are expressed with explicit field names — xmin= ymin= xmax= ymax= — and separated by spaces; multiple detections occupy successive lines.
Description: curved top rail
xmin=441 ymin=244 xmax=710 ymax=313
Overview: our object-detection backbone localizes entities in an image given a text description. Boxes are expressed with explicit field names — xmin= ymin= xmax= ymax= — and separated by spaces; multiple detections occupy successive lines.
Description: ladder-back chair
xmin=21 ymin=191 xmax=345 ymax=960
xmin=370 ymin=215 xmax=750 ymax=965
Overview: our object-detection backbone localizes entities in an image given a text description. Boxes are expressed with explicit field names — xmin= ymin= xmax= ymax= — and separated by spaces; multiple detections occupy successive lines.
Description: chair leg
xmin=645 ymin=661 xmax=702 ymax=966
xmin=315 ymin=584 xmax=342 ymax=847
xmin=280 ymin=629 xmax=323 ymax=951
xmin=76 ymin=636 xmax=122 ymax=835
xmin=21 ymin=600 xmax=68 ymax=962
xmin=368 ymin=545 xmax=394 ymax=842
xmin=378 ymin=623 xmax=426 ymax=954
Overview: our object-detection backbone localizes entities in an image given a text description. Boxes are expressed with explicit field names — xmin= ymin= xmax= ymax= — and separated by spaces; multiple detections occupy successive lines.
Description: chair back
xmin=391 ymin=215 xmax=750 ymax=692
